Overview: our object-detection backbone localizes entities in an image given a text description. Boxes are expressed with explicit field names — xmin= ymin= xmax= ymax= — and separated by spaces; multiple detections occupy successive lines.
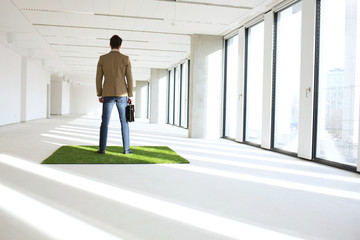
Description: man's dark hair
xmin=110 ymin=35 xmax=122 ymax=49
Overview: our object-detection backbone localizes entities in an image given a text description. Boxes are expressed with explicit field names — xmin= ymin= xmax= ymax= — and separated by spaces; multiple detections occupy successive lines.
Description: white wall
xmin=0 ymin=43 xmax=21 ymax=126
xmin=25 ymin=60 xmax=50 ymax=121
xmin=70 ymin=85 xmax=101 ymax=115
xmin=0 ymin=43 xmax=50 ymax=125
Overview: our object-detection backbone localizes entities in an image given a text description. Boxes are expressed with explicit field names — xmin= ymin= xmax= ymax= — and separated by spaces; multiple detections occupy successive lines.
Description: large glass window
xmin=180 ymin=61 xmax=189 ymax=128
xmin=244 ymin=21 xmax=264 ymax=145
xmin=223 ymin=35 xmax=239 ymax=139
xmin=273 ymin=1 xmax=302 ymax=153
xmin=174 ymin=66 xmax=180 ymax=126
xmin=167 ymin=61 xmax=190 ymax=128
xmin=315 ymin=0 xmax=360 ymax=167
xmin=168 ymin=69 xmax=174 ymax=124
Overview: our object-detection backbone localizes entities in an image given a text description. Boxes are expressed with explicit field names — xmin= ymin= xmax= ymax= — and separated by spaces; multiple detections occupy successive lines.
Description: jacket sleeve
xmin=96 ymin=57 xmax=103 ymax=97
xmin=125 ymin=57 xmax=134 ymax=97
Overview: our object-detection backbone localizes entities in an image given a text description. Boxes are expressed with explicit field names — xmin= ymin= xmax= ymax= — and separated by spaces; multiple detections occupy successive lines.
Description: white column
xmin=47 ymin=84 xmax=51 ymax=119
xmin=357 ymin=1 xmax=360 ymax=172
xmin=50 ymin=76 xmax=62 ymax=115
xmin=61 ymin=80 xmax=70 ymax=115
xmin=188 ymin=34 xmax=223 ymax=138
xmin=20 ymin=57 xmax=27 ymax=122
xmin=358 ymin=103 xmax=360 ymax=171
xmin=235 ymin=27 xmax=246 ymax=142
xmin=261 ymin=12 xmax=274 ymax=149
xmin=135 ymin=81 xmax=149 ymax=119
xmin=50 ymin=75 xmax=69 ymax=115
xmin=298 ymin=0 xmax=317 ymax=159
xmin=149 ymin=69 xmax=168 ymax=124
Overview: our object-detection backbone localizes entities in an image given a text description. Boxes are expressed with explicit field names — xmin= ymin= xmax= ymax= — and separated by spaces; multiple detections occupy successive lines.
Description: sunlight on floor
xmin=161 ymin=164 xmax=360 ymax=200
xmin=41 ymin=133 xmax=97 ymax=145
xmin=181 ymin=154 xmax=360 ymax=183
xmin=0 ymin=184 xmax=121 ymax=240
xmin=0 ymin=154 xmax=300 ymax=240
xmin=56 ymin=124 xmax=271 ymax=154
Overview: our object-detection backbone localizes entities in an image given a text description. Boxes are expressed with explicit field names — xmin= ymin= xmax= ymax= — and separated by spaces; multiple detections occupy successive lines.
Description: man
xmin=96 ymin=35 xmax=133 ymax=154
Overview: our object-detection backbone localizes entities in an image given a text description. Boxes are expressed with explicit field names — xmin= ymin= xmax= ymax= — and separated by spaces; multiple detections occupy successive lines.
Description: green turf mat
xmin=42 ymin=146 xmax=189 ymax=164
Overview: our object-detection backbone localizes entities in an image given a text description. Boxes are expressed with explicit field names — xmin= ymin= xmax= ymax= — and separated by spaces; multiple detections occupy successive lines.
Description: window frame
xmin=271 ymin=0 xmax=302 ymax=157
xmin=311 ymin=0 xmax=357 ymax=172
xmin=167 ymin=59 xmax=190 ymax=129
xmin=243 ymin=20 xmax=265 ymax=147
xmin=222 ymin=34 xmax=239 ymax=140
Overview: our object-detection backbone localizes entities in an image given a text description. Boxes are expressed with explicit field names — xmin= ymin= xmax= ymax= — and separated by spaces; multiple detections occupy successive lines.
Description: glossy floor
xmin=1 ymin=115 xmax=360 ymax=240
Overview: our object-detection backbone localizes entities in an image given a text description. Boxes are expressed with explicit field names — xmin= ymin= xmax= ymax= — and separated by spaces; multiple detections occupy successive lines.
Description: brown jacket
xmin=96 ymin=50 xmax=133 ymax=97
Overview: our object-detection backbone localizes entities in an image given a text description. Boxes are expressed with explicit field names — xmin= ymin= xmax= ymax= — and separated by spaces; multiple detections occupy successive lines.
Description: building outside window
xmin=315 ymin=0 xmax=360 ymax=167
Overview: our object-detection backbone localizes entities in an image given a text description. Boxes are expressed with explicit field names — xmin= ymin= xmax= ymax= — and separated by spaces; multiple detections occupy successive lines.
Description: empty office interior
xmin=1 ymin=0 xmax=360 ymax=239
xmin=1 ymin=0 xmax=359 ymax=171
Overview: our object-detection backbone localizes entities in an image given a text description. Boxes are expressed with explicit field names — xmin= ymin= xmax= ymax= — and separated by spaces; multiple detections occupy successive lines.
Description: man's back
xmin=96 ymin=35 xmax=133 ymax=155
xmin=96 ymin=50 xmax=133 ymax=97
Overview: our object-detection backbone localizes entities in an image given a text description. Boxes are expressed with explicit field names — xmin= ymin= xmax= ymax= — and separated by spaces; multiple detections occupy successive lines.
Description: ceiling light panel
xmin=50 ymin=43 xmax=187 ymax=54
xmin=12 ymin=0 xmax=62 ymax=11
xmin=46 ymin=37 xmax=189 ymax=52
xmin=178 ymin=0 xmax=264 ymax=8
xmin=21 ymin=11 xmax=138 ymax=30
xmin=20 ymin=8 xmax=166 ymax=21
xmin=34 ymin=24 xmax=190 ymax=43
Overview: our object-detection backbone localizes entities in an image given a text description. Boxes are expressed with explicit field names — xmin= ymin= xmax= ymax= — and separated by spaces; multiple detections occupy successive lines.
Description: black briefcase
xmin=126 ymin=104 xmax=135 ymax=122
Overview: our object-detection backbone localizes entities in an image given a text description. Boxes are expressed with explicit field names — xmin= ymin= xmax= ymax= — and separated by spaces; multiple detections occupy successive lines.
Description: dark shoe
xmin=97 ymin=149 xmax=105 ymax=154
xmin=123 ymin=149 xmax=133 ymax=154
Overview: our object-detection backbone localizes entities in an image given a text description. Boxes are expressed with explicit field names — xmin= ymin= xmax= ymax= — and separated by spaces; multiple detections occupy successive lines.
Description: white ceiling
xmin=0 ymin=0 xmax=282 ymax=85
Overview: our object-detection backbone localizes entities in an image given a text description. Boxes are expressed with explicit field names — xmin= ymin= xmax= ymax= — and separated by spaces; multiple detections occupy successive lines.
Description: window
xmin=244 ymin=21 xmax=264 ymax=145
xmin=223 ymin=35 xmax=239 ymax=139
xmin=174 ymin=66 xmax=180 ymax=126
xmin=168 ymin=69 xmax=174 ymax=124
xmin=180 ymin=61 xmax=189 ymax=128
xmin=273 ymin=1 xmax=302 ymax=153
xmin=315 ymin=0 xmax=359 ymax=167
xmin=147 ymin=82 xmax=150 ymax=119
xmin=167 ymin=60 xmax=190 ymax=128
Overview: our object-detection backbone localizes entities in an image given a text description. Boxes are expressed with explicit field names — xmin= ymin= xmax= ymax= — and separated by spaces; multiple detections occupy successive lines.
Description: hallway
xmin=1 ymin=115 xmax=360 ymax=240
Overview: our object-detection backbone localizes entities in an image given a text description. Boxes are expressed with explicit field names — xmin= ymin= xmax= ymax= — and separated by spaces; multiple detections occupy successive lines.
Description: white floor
xmin=1 ymin=115 xmax=360 ymax=240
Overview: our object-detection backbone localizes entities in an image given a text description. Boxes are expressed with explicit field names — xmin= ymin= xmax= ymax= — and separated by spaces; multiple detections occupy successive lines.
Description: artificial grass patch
xmin=41 ymin=146 xmax=189 ymax=164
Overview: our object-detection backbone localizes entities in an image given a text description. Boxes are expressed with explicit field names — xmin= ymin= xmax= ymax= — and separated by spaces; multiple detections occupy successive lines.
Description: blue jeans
xmin=99 ymin=97 xmax=130 ymax=151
